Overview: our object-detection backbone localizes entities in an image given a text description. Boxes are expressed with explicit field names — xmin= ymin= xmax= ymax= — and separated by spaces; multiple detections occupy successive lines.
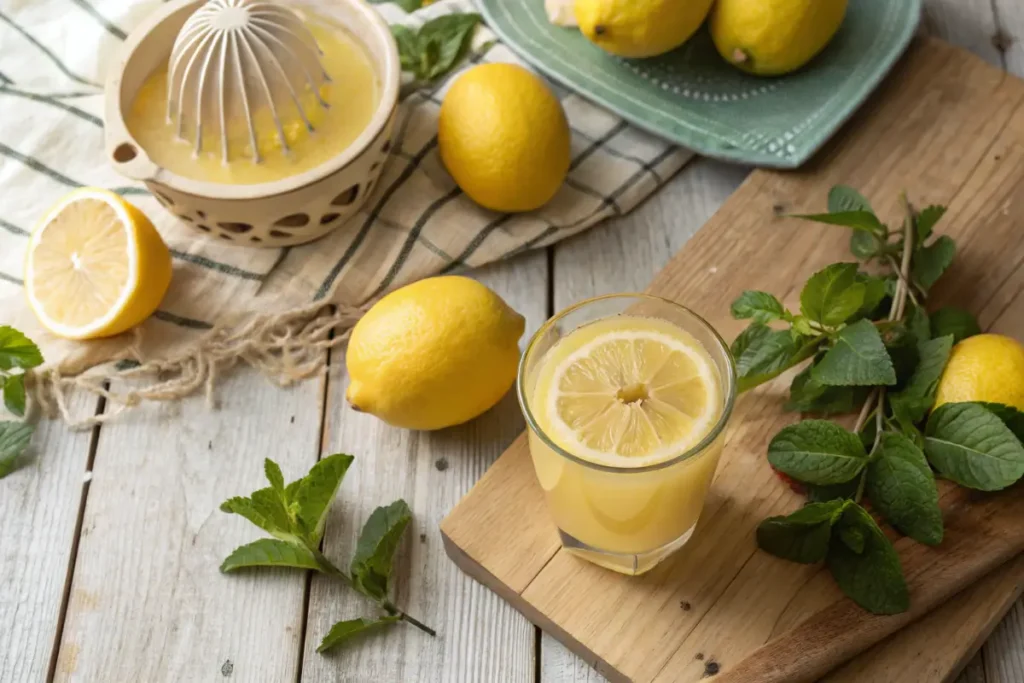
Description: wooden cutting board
xmin=441 ymin=36 xmax=1024 ymax=683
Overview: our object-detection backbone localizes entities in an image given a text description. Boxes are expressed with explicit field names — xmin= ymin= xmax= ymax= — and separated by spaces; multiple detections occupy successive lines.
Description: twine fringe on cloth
xmin=31 ymin=302 xmax=373 ymax=429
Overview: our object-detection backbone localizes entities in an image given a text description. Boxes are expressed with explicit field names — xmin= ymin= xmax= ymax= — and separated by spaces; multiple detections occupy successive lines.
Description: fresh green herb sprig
xmin=220 ymin=454 xmax=435 ymax=653
xmin=735 ymin=186 xmax=1024 ymax=614
xmin=0 ymin=325 xmax=42 ymax=478
xmin=390 ymin=13 xmax=482 ymax=83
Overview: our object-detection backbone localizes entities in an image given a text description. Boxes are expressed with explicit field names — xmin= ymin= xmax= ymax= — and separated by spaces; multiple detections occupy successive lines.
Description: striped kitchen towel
xmin=0 ymin=0 xmax=693 ymax=425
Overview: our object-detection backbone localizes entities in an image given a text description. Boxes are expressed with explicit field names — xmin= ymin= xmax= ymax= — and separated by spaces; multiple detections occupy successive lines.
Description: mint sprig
xmin=742 ymin=187 xmax=1024 ymax=615
xmin=390 ymin=13 xmax=481 ymax=83
xmin=220 ymin=455 xmax=435 ymax=654
xmin=0 ymin=325 xmax=42 ymax=478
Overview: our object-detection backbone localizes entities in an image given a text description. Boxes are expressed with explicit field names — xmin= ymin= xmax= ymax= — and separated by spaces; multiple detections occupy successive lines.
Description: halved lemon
xmin=25 ymin=188 xmax=172 ymax=340
xmin=533 ymin=316 xmax=721 ymax=467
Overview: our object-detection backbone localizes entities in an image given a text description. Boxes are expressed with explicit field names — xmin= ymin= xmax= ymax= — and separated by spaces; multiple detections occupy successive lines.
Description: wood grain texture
xmin=53 ymin=372 xmax=325 ymax=682
xmin=299 ymin=255 xmax=545 ymax=683
xmin=0 ymin=393 xmax=95 ymax=683
xmin=443 ymin=37 xmax=1024 ymax=683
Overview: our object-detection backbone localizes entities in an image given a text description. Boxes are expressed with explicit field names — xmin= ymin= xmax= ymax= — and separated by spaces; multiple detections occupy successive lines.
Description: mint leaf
xmin=768 ymin=420 xmax=867 ymax=485
xmin=914 ymin=205 xmax=946 ymax=242
xmin=800 ymin=263 xmax=865 ymax=327
xmin=786 ymin=365 xmax=864 ymax=415
xmin=756 ymin=500 xmax=844 ymax=563
xmin=372 ymin=0 xmax=424 ymax=11
xmin=220 ymin=491 xmax=302 ymax=544
xmin=906 ymin=305 xmax=931 ymax=347
xmin=866 ymin=433 xmax=943 ymax=545
xmin=912 ymin=235 xmax=956 ymax=290
xmin=0 ymin=326 xmax=43 ymax=371
xmin=730 ymin=291 xmax=786 ymax=324
xmin=838 ymin=524 xmax=866 ymax=554
xmin=929 ymin=307 xmax=980 ymax=344
xmin=292 ymin=453 xmax=354 ymax=544
xmin=880 ymin=323 xmax=920 ymax=389
xmin=3 ymin=374 xmax=26 ymax=417
xmin=791 ymin=211 xmax=886 ymax=235
xmin=220 ymin=538 xmax=320 ymax=573
xmin=391 ymin=25 xmax=421 ymax=72
xmin=855 ymin=274 xmax=887 ymax=318
xmin=417 ymin=13 xmax=481 ymax=81
xmin=732 ymin=324 xmax=817 ymax=392
xmin=827 ymin=503 xmax=909 ymax=615
xmin=925 ymin=402 xmax=1024 ymax=490
xmin=828 ymin=186 xmax=874 ymax=214
xmin=812 ymin=319 xmax=897 ymax=387
xmin=889 ymin=334 xmax=954 ymax=422
xmin=264 ymin=458 xmax=285 ymax=495
xmin=317 ymin=616 xmax=401 ymax=654
xmin=850 ymin=231 xmax=881 ymax=261
xmin=977 ymin=403 xmax=1024 ymax=441
xmin=351 ymin=499 xmax=412 ymax=601
xmin=0 ymin=421 xmax=33 ymax=478
xmin=806 ymin=479 xmax=859 ymax=503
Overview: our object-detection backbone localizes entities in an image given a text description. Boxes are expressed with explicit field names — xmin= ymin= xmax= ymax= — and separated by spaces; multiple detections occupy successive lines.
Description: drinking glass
xmin=517 ymin=294 xmax=736 ymax=575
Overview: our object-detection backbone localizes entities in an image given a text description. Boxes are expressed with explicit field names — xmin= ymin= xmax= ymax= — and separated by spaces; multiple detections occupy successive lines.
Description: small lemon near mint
xmin=574 ymin=0 xmax=714 ymax=58
xmin=439 ymin=63 xmax=570 ymax=213
xmin=934 ymin=334 xmax=1024 ymax=412
xmin=345 ymin=276 xmax=526 ymax=431
xmin=711 ymin=0 xmax=848 ymax=76
xmin=25 ymin=187 xmax=172 ymax=340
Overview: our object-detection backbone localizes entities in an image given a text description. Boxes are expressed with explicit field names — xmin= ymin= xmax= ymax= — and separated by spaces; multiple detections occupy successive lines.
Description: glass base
xmin=558 ymin=523 xmax=698 ymax=576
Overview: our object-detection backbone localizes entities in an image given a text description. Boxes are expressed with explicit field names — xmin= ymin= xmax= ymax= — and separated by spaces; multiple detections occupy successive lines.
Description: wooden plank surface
xmin=442 ymin=36 xmax=1024 ymax=683
xmin=0 ymin=393 xmax=95 ymax=683
xmin=299 ymin=256 xmax=545 ymax=682
xmin=52 ymin=372 xmax=325 ymax=682
xmin=4 ymin=0 xmax=1024 ymax=680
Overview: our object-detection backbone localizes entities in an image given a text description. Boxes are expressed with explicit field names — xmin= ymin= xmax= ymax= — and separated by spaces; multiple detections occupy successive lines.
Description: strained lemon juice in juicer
xmin=125 ymin=2 xmax=380 ymax=185
xmin=518 ymin=295 xmax=736 ymax=575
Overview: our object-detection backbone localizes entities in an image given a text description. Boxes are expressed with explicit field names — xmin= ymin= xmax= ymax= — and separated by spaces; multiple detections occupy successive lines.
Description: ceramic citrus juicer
xmin=105 ymin=0 xmax=400 ymax=247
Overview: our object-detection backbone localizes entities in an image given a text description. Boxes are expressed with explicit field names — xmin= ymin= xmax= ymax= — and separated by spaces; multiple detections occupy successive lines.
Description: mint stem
xmin=309 ymin=548 xmax=436 ymax=637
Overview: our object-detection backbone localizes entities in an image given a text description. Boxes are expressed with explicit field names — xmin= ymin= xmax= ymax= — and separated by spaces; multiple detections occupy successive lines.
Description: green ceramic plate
xmin=476 ymin=0 xmax=921 ymax=168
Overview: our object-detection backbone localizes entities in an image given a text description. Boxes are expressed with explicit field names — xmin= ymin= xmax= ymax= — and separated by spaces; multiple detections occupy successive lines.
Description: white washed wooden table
xmin=4 ymin=2 xmax=1024 ymax=681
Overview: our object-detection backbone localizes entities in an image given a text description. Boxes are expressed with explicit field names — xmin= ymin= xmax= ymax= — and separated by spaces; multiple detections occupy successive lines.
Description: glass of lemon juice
xmin=518 ymin=294 xmax=736 ymax=575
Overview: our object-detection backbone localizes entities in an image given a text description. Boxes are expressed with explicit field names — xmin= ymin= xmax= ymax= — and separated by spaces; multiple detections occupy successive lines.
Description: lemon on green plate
xmin=710 ymin=0 xmax=848 ymax=76
xmin=478 ymin=0 xmax=920 ymax=168
xmin=25 ymin=188 xmax=172 ymax=340
xmin=574 ymin=0 xmax=714 ymax=59
xmin=345 ymin=276 xmax=525 ymax=431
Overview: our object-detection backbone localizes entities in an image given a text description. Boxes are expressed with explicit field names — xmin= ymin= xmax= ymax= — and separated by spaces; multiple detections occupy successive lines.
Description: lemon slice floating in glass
xmin=536 ymin=316 xmax=721 ymax=468
xmin=25 ymin=188 xmax=172 ymax=340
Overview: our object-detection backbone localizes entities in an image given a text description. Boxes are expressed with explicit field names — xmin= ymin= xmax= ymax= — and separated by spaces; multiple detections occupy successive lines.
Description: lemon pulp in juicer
xmin=527 ymin=315 xmax=724 ymax=567
xmin=126 ymin=17 xmax=380 ymax=185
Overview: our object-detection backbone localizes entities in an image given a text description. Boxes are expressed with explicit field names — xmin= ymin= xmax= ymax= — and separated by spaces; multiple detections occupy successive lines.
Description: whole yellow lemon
xmin=934 ymin=334 xmax=1024 ymax=411
xmin=711 ymin=0 xmax=848 ymax=76
xmin=439 ymin=63 xmax=570 ymax=213
xmin=345 ymin=276 xmax=526 ymax=430
xmin=574 ymin=0 xmax=714 ymax=58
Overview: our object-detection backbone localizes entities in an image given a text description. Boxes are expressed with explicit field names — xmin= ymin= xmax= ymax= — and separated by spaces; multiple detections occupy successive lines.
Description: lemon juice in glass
xmin=518 ymin=294 xmax=736 ymax=575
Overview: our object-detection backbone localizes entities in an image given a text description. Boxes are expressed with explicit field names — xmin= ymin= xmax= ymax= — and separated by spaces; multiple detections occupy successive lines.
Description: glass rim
xmin=516 ymin=293 xmax=738 ymax=475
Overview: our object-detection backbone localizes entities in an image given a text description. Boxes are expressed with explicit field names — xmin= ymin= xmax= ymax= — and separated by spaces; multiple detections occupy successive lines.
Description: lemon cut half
xmin=541 ymin=319 xmax=721 ymax=468
xmin=25 ymin=188 xmax=172 ymax=340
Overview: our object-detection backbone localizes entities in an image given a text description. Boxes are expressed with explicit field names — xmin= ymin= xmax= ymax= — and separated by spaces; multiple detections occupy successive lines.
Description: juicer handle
xmin=105 ymin=137 xmax=160 ymax=183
